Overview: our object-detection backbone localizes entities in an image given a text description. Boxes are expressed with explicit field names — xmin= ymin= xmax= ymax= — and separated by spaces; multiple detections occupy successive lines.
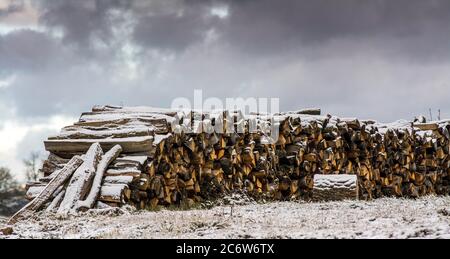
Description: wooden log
xmin=111 ymin=155 xmax=148 ymax=169
xmin=77 ymin=145 xmax=123 ymax=211
xmin=104 ymin=175 xmax=136 ymax=185
xmin=98 ymin=184 xmax=130 ymax=203
xmin=312 ymin=174 xmax=358 ymax=201
xmin=46 ymin=190 xmax=66 ymax=213
xmin=57 ymin=143 xmax=103 ymax=215
xmin=413 ymin=123 xmax=438 ymax=131
xmin=41 ymin=154 xmax=68 ymax=177
xmin=81 ymin=106 xmax=177 ymax=120
xmin=50 ymin=126 xmax=157 ymax=140
xmin=116 ymin=156 xmax=148 ymax=165
xmin=25 ymin=185 xmax=46 ymax=200
xmin=26 ymin=185 xmax=65 ymax=201
xmin=8 ymin=156 xmax=84 ymax=224
xmin=73 ymin=117 xmax=169 ymax=134
xmin=105 ymin=168 xmax=142 ymax=177
xmin=44 ymin=136 xmax=153 ymax=156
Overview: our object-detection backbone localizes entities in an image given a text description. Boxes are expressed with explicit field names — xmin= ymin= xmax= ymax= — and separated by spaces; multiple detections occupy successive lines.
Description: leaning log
xmin=57 ymin=143 xmax=103 ymax=215
xmin=77 ymin=145 xmax=123 ymax=211
xmin=8 ymin=156 xmax=84 ymax=224
xmin=46 ymin=190 xmax=66 ymax=213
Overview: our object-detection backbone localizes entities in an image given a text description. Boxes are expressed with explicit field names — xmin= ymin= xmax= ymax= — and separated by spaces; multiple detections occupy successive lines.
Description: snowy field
xmin=1 ymin=196 xmax=450 ymax=239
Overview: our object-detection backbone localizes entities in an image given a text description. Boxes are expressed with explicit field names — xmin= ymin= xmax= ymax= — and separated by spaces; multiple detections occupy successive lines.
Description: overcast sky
xmin=1 ymin=0 xmax=450 ymax=181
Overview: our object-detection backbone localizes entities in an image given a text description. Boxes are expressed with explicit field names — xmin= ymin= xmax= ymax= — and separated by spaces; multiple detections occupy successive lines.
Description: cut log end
xmin=312 ymin=174 xmax=358 ymax=201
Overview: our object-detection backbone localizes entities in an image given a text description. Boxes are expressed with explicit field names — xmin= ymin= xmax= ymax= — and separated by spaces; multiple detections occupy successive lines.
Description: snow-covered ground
xmin=1 ymin=196 xmax=450 ymax=239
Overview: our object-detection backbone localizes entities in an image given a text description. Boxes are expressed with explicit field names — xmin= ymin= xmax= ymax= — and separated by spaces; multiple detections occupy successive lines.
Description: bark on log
xmin=77 ymin=145 xmax=123 ymax=211
xmin=57 ymin=143 xmax=103 ymax=215
xmin=8 ymin=156 xmax=83 ymax=224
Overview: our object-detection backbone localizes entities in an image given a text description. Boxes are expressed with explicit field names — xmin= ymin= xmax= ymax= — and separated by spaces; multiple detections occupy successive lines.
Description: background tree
xmin=0 ymin=167 xmax=17 ymax=193
xmin=23 ymin=151 xmax=42 ymax=182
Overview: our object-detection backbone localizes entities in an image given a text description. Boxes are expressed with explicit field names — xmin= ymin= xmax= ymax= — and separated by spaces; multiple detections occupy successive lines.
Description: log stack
xmin=19 ymin=105 xmax=450 ymax=215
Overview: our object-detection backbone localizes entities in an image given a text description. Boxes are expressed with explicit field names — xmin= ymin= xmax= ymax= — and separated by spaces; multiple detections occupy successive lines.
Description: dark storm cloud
xmin=38 ymin=0 xmax=131 ymax=50
xmin=37 ymin=0 xmax=222 ymax=53
xmin=1 ymin=0 xmax=450 ymax=121
xmin=221 ymin=0 xmax=450 ymax=61
xmin=33 ymin=0 xmax=450 ymax=60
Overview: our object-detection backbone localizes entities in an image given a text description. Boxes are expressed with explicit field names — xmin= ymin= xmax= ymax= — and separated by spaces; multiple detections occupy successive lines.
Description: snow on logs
xmin=57 ymin=143 xmax=103 ymax=215
xmin=312 ymin=174 xmax=358 ymax=201
xmin=44 ymin=136 xmax=153 ymax=157
xmin=77 ymin=145 xmax=123 ymax=211
xmin=9 ymin=144 xmax=124 ymax=223
xmin=19 ymin=105 xmax=450 ymax=214
xmin=9 ymin=156 xmax=84 ymax=224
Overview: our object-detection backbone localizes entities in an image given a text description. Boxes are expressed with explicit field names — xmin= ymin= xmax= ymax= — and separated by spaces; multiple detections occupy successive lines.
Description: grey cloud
xmin=221 ymin=0 xmax=450 ymax=61
xmin=34 ymin=0 xmax=450 ymax=61
xmin=31 ymin=0 xmax=450 ymax=60
xmin=0 ymin=29 xmax=62 ymax=73
xmin=132 ymin=0 xmax=223 ymax=52
xmin=1 ymin=0 xmax=450 ymax=122
xmin=37 ymin=0 xmax=222 ymax=53
xmin=133 ymin=9 xmax=208 ymax=52
xmin=38 ymin=0 xmax=131 ymax=55
xmin=3 ymin=62 xmax=172 ymax=117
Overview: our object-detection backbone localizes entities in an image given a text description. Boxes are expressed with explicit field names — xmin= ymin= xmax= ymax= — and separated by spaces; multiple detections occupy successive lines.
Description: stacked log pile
xmin=18 ymin=105 xmax=450 ymax=216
